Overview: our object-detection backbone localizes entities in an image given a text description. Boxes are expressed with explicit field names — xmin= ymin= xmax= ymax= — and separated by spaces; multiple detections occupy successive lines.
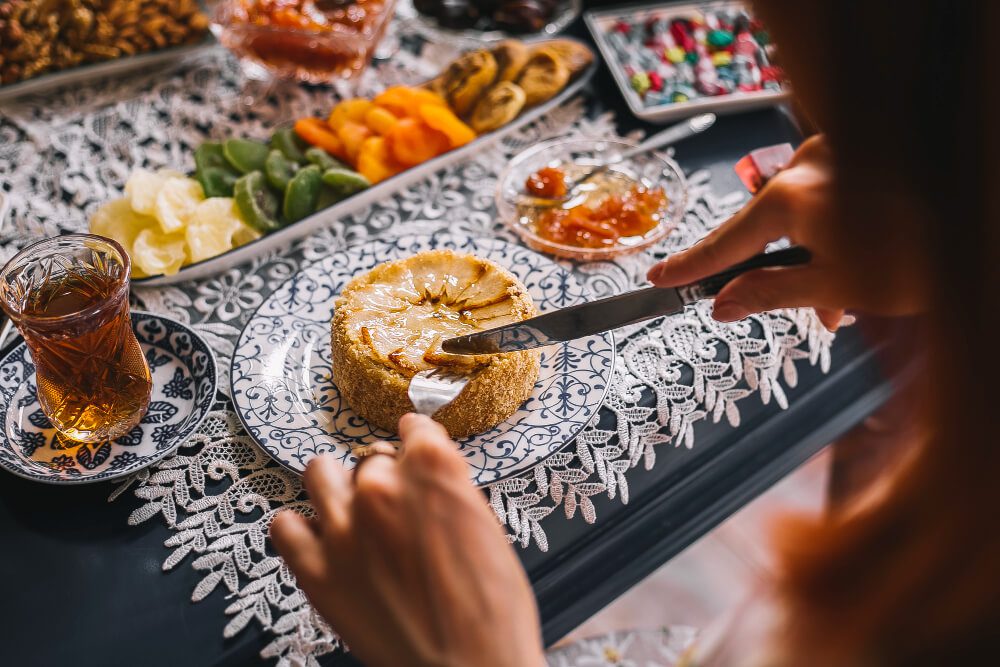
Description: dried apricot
xmin=357 ymin=136 xmax=403 ymax=184
xmin=336 ymin=120 xmax=373 ymax=165
xmin=328 ymin=98 xmax=374 ymax=131
xmin=386 ymin=117 xmax=451 ymax=167
xmin=374 ymin=86 xmax=447 ymax=118
xmin=294 ymin=118 xmax=348 ymax=161
xmin=417 ymin=104 xmax=476 ymax=147
xmin=364 ymin=106 xmax=399 ymax=135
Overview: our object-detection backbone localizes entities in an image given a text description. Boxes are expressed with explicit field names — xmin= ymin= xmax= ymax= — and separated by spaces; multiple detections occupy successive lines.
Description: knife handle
xmin=691 ymin=246 xmax=812 ymax=299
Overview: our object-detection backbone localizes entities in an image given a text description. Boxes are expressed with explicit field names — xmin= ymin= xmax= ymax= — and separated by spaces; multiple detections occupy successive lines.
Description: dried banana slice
xmin=517 ymin=47 xmax=570 ymax=107
xmin=491 ymin=39 xmax=530 ymax=82
xmin=469 ymin=82 xmax=527 ymax=134
xmin=439 ymin=50 xmax=498 ymax=117
xmin=540 ymin=39 xmax=594 ymax=77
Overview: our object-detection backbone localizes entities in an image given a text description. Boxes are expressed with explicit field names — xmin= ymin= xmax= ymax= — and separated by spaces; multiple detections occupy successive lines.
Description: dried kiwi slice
xmin=283 ymin=165 xmax=322 ymax=223
xmin=223 ymin=138 xmax=270 ymax=174
xmin=234 ymin=171 xmax=281 ymax=233
xmin=265 ymin=149 xmax=298 ymax=191
xmin=194 ymin=142 xmax=240 ymax=197
xmin=270 ymin=127 xmax=309 ymax=164
xmin=322 ymin=167 xmax=370 ymax=198
xmin=305 ymin=146 xmax=346 ymax=172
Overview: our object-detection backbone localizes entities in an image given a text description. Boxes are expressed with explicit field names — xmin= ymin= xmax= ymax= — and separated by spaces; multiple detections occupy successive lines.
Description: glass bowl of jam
xmin=496 ymin=138 xmax=687 ymax=261
xmin=213 ymin=0 xmax=397 ymax=83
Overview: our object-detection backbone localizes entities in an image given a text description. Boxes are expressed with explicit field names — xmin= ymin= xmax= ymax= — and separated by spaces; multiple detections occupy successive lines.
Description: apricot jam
xmin=528 ymin=173 xmax=667 ymax=249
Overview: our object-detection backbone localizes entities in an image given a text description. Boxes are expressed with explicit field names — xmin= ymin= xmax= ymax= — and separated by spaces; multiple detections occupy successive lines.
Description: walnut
xmin=0 ymin=0 xmax=210 ymax=85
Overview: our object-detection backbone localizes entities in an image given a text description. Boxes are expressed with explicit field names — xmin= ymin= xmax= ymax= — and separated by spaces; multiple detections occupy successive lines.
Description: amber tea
xmin=0 ymin=235 xmax=151 ymax=443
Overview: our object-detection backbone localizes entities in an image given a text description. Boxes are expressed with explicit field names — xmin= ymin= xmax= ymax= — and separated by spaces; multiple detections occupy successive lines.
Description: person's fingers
xmin=397 ymin=412 xmax=450 ymax=443
xmin=710 ymin=267 xmax=834 ymax=321
xmin=397 ymin=413 xmax=466 ymax=478
xmin=815 ymin=307 xmax=846 ymax=332
xmin=303 ymin=454 xmax=353 ymax=534
xmin=647 ymin=183 xmax=794 ymax=287
xmin=352 ymin=452 xmax=403 ymax=516
xmin=270 ymin=509 xmax=326 ymax=584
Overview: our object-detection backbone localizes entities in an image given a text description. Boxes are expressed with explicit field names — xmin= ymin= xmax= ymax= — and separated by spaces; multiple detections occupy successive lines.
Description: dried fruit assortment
xmin=296 ymin=87 xmax=475 ymax=183
xmin=0 ymin=0 xmax=209 ymax=85
xmin=90 ymin=128 xmax=371 ymax=276
xmin=87 ymin=39 xmax=590 ymax=276
xmin=293 ymin=38 xmax=592 ymax=180
xmin=90 ymin=170 xmax=260 ymax=277
xmin=193 ymin=131 xmax=371 ymax=234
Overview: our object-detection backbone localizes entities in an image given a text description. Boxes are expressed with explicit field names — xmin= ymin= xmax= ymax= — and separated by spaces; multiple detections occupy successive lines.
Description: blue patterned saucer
xmin=231 ymin=234 xmax=615 ymax=487
xmin=0 ymin=312 xmax=217 ymax=484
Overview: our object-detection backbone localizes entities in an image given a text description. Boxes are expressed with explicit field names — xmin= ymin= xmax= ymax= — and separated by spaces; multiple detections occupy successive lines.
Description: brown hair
xmin=755 ymin=1 xmax=1000 ymax=664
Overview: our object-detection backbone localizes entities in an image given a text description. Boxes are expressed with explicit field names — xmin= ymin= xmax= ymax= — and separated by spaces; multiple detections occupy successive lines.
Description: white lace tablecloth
xmin=0 ymin=29 xmax=833 ymax=666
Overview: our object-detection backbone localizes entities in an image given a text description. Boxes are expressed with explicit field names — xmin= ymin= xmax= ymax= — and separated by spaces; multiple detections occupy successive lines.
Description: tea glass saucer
xmin=0 ymin=311 xmax=217 ymax=484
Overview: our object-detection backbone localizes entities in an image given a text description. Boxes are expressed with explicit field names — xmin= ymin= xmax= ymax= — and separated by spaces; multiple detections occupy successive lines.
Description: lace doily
xmin=0 ymin=34 xmax=833 ymax=667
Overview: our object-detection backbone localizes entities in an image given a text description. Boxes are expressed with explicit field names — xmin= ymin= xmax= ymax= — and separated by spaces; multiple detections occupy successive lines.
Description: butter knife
xmin=442 ymin=246 xmax=811 ymax=355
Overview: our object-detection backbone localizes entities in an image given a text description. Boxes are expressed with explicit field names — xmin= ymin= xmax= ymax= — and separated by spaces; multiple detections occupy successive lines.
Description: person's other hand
xmin=647 ymin=135 xmax=925 ymax=329
xmin=270 ymin=413 xmax=545 ymax=667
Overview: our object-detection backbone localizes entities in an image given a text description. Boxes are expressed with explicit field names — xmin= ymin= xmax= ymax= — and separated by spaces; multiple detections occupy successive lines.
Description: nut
xmin=0 ymin=0 xmax=210 ymax=85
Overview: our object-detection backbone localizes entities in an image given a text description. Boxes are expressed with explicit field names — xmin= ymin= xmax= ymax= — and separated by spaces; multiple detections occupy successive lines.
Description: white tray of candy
xmin=584 ymin=1 xmax=791 ymax=124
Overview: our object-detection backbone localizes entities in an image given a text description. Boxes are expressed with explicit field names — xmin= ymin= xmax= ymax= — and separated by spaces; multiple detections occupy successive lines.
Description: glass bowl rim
xmin=211 ymin=0 xmax=397 ymax=40
xmin=495 ymin=137 xmax=689 ymax=260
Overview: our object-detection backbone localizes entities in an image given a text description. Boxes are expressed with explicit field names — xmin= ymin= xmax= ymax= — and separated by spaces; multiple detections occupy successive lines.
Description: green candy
xmin=707 ymin=29 xmax=734 ymax=48
xmin=684 ymin=50 xmax=699 ymax=64
xmin=630 ymin=71 xmax=651 ymax=94
xmin=234 ymin=171 xmax=281 ymax=233
xmin=305 ymin=146 xmax=346 ymax=172
xmin=264 ymin=149 xmax=298 ymax=192
xmin=270 ymin=127 xmax=309 ymax=164
xmin=321 ymin=167 xmax=370 ymax=198
xmin=223 ymin=138 xmax=270 ymax=174
xmin=194 ymin=142 xmax=240 ymax=197
xmin=283 ymin=165 xmax=322 ymax=223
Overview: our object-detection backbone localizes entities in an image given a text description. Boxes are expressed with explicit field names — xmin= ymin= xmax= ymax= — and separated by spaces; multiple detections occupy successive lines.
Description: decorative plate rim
xmin=230 ymin=234 xmax=615 ymax=487
xmin=0 ymin=310 xmax=218 ymax=485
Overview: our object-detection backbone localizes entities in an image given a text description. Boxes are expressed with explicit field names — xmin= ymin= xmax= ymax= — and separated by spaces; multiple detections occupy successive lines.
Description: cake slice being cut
xmin=331 ymin=249 xmax=541 ymax=437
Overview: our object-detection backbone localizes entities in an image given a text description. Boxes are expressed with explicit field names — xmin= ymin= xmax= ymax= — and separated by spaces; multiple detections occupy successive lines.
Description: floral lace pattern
xmin=0 ymin=33 xmax=832 ymax=666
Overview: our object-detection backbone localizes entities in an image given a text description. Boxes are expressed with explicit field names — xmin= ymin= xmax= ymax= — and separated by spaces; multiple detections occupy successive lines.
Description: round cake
xmin=331 ymin=249 xmax=541 ymax=437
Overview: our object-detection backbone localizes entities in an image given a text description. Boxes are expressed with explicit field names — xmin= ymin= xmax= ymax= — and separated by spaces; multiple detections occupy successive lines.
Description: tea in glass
xmin=0 ymin=235 xmax=152 ymax=443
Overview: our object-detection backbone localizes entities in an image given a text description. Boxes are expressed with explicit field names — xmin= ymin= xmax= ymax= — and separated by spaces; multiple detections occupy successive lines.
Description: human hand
xmin=647 ymin=135 xmax=927 ymax=329
xmin=270 ymin=414 xmax=546 ymax=667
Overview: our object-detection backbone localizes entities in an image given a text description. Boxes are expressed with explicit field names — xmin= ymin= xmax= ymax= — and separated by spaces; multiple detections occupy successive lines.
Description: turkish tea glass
xmin=0 ymin=235 xmax=152 ymax=443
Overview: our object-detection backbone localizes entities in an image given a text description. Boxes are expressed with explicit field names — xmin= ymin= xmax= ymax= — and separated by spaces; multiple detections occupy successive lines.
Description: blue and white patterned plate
xmin=231 ymin=234 xmax=615 ymax=487
xmin=0 ymin=312 xmax=217 ymax=484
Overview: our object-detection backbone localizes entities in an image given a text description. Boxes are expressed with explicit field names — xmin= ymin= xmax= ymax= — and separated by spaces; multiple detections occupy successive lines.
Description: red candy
xmin=734 ymin=143 xmax=794 ymax=194
xmin=615 ymin=20 xmax=631 ymax=34
xmin=669 ymin=20 xmax=695 ymax=52
xmin=761 ymin=66 xmax=782 ymax=82
xmin=648 ymin=71 xmax=664 ymax=91
xmin=733 ymin=32 xmax=757 ymax=56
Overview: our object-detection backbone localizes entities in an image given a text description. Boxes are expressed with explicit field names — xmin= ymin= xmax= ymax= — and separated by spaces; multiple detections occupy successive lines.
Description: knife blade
xmin=442 ymin=246 xmax=811 ymax=355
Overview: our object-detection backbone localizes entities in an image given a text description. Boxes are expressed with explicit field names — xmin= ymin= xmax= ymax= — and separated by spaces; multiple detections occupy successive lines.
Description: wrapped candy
xmin=601 ymin=4 xmax=784 ymax=106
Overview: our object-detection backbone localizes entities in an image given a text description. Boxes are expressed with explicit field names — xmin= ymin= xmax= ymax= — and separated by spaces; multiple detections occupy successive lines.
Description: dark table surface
xmin=0 ymin=6 xmax=892 ymax=666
